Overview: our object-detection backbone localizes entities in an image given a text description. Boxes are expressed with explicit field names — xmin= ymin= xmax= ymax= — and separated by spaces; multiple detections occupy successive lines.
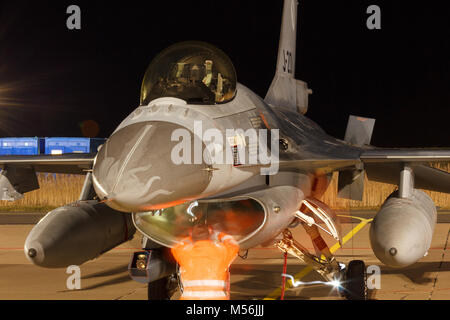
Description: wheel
xmin=343 ymin=260 xmax=368 ymax=300
xmin=148 ymin=276 xmax=170 ymax=300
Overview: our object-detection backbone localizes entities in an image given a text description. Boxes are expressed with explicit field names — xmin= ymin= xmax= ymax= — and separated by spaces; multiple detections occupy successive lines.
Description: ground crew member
xmin=171 ymin=224 xmax=239 ymax=300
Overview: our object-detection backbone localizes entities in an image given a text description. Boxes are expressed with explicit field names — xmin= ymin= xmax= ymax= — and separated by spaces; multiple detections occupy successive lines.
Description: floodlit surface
xmin=0 ymin=211 xmax=449 ymax=300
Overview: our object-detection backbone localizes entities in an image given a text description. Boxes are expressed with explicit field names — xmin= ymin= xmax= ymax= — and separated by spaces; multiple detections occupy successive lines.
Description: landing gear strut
xmin=275 ymin=230 xmax=368 ymax=300
xmin=128 ymin=245 xmax=178 ymax=300
xmin=147 ymin=274 xmax=179 ymax=300
xmin=275 ymin=199 xmax=369 ymax=300
xmin=274 ymin=229 xmax=342 ymax=283
xmin=148 ymin=276 xmax=170 ymax=300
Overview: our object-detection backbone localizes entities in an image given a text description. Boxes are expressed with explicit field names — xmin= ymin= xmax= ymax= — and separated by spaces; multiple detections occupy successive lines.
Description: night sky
xmin=0 ymin=1 xmax=449 ymax=147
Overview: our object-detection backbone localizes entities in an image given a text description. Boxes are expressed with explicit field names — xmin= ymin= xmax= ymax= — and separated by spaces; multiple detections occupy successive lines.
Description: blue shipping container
xmin=44 ymin=137 xmax=106 ymax=155
xmin=0 ymin=137 xmax=44 ymax=155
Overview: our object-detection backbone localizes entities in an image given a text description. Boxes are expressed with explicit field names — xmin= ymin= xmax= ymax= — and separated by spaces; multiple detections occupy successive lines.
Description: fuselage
xmin=92 ymin=83 xmax=360 ymax=213
xmin=91 ymin=83 xmax=362 ymax=249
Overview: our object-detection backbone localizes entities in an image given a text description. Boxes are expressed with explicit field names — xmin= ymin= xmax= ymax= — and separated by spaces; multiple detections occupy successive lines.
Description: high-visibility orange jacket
xmin=171 ymin=232 xmax=239 ymax=300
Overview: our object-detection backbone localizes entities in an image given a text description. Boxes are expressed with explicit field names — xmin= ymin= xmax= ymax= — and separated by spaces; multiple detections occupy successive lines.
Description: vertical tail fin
xmin=265 ymin=0 xmax=312 ymax=114
xmin=275 ymin=0 xmax=297 ymax=77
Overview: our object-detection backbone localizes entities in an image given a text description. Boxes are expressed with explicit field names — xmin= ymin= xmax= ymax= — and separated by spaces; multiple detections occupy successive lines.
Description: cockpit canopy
xmin=140 ymin=41 xmax=237 ymax=105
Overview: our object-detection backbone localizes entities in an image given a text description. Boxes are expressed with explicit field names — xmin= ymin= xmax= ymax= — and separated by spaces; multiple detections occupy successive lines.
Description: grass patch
xmin=0 ymin=173 xmax=84 ymax=212
xmin=320 ymin=162 xmax=450 ymax=210
xmin=0 ymin=163 xmax=448 ymax=212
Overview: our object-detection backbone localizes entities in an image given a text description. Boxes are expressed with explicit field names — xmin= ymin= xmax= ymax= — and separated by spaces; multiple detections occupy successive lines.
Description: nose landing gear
xmin=275 ymin=229 xmax=368 ymax=300
xmin=147 ymin=274 xmax=179 ymax=300
xmin=128 ymin=248 xmax=178 ymax=300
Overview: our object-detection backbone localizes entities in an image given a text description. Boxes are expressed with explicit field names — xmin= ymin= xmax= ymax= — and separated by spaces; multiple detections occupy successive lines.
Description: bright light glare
xmin=328 ymin=279 xmax=342 ymax=289
xmin=0 ymin=80 xmax=33 ymax=135
xmin=282 ymin=273 xmax=342 ymax=289
xmin=187 ymin=201 xmax=199 ymax=222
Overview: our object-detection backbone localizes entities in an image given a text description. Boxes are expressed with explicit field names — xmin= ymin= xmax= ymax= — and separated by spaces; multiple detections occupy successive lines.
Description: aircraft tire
xmin=148 ymin=276 xmax=171 ymax=300
xmin=344 ymin=260 xmax=368 ymax=300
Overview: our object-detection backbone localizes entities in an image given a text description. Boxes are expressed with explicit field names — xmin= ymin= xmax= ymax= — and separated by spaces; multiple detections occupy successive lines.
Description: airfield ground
xmin=0 ymin=211 xmax=449 ymax=300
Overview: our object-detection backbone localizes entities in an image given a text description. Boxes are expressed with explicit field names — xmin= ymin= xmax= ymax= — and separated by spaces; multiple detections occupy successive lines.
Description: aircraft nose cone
xmin=92 ymin=121 xmax=211 ymax=212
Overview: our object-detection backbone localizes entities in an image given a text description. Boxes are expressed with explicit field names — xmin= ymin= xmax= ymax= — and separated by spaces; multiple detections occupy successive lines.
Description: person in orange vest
xmin=171 ymin=224 xmax=239 ymax=300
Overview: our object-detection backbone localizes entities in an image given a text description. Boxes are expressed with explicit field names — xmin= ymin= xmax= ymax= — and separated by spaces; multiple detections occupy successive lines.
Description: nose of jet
xmin=92 ymin=121 xmax=211 ymax=212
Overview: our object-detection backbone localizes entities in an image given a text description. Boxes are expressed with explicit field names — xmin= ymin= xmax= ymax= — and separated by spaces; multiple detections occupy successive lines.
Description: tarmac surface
xmin=0 ymin=210 xmax=449 ymax=300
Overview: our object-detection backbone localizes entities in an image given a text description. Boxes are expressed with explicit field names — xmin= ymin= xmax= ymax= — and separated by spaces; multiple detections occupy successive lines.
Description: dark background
xmin=0 ymin=0 xmax=448 ymax=147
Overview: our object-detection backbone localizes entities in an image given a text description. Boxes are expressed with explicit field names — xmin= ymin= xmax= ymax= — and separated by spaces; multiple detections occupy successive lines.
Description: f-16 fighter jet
xmin=1 ymin=0 xmax=449 ymax=300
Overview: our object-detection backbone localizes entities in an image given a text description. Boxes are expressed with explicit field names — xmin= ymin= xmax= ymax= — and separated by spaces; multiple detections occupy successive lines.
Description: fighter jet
xmin=1 ymin=0 xmax=449 ymax=300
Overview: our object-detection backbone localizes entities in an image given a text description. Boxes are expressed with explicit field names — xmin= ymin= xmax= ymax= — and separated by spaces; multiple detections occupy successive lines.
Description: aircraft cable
xmin=280 ymin=252 xmax=288 ymax=300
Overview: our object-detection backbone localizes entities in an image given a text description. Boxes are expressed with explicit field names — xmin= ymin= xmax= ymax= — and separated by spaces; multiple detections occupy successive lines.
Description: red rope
xmin=280 ymin=252 xmax=288 ymax=300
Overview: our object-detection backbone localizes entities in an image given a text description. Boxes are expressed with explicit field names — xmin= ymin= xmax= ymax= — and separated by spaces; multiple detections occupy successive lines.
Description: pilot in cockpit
xmin=140 ymin=41 xmax=237 ymax=106
xmin=155 ymin=59 xmax=232 ymax=104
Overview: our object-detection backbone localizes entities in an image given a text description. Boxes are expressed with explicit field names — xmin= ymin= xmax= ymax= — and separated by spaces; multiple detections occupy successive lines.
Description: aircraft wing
xmin=267 ymin=148 xmax=450 ymax=195
xmin=0 ymin=153 xmax=95 ymax=175
xmin=276 ymin=159 xmax=360 ymax=174
xmin=360 ymin=148 xmax=450 ymax=163
xmin=361 ymin=148 xmax=450 ymax=194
